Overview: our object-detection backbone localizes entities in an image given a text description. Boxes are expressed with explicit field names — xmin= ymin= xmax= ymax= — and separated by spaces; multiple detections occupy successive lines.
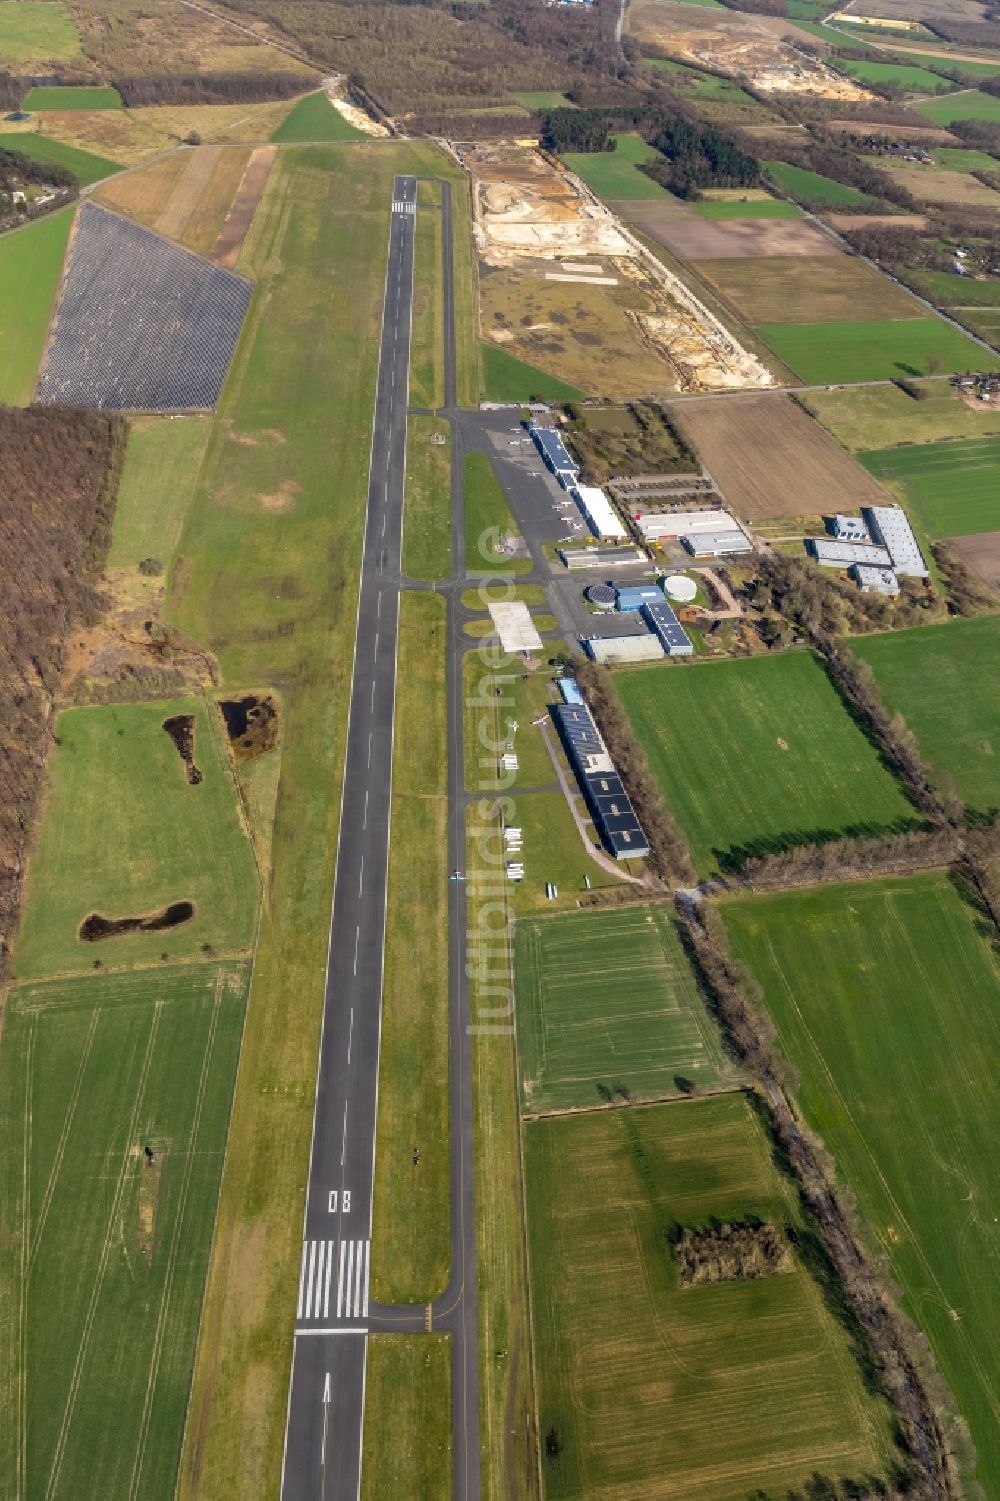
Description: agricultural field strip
xmin=858 ymin=433 xmax=1000 ymax=536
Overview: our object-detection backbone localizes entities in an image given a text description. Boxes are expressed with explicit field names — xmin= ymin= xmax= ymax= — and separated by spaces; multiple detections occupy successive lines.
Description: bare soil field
xmin=945 ymin=528 xmax=1000 ymax=586
xmin=214 ymin=145 xmax=276 ymax=267
xmin=92 ymin=152 xmax=188 ymax=224
xmin=181 ymin=147 xmax=255 ymax=258
xmin=741 ymin=122 xmax=820 ymax=148
xmin=691 ymin=253 xmax=919 ymax=322
xmin=628 ymin=0 xmax=871 ymax=97
xmin=668 ymin=391 xmax=892 ymax=518
xmin=155 ymin=144 xmax=225 ymax=239
xmin=883 ymin=164 xmax=1000 ymax=208
xmin=827 ymin=211 xmax=929 ymax=228
xmin=624 ymin=205 xmax=842 ymax=259
xmin=827 ymin=119 xmax=961 ymax=143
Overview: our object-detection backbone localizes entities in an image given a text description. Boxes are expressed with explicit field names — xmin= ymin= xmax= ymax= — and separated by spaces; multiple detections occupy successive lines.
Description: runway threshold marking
xmin=298 ymin=1238 xmax=370 ymax=1322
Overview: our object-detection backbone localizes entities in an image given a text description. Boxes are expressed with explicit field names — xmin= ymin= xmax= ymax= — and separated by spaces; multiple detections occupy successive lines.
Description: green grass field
xmin=0 ymin=1 xmax=83 ymax=63
xmin=725 ymin=873 xmax=1000 ymax=1497
xmin=755 ymin=316 xmax=1000 ymax=383
xmin=410 ymin=181 xmax=445 ymax=409
xmin=0 ymin=961 xmax=250 ymax=1501
xmin=917 ymin=88 xmax=1000 ymax=123
xmin=269 ymin=90 xmax=365 ymax=143
xmin=764 ymin=159 xmax=869 ymax=206
xmin=403 ymin=415 xmax=452 ymax=580
xmin=513 ymin=90 xmax=576 ymax=110
xmin=480 ymin=341 xmax=584 ymax=403
xmin=801 ymin=381 xmax=1000 ymax=449
xmin=525 ymin=1094 xmax=895 ymax=1499
xmin=693 ymin=196 xmax=801 ymax=218
xmin=109 ymin=415 xmax=212 ymax=572
xmin=851 ymin=616 xmax=1000 ymax=814
xmin=859 ymin=433 xmax=1000 ymax=536
xmin=835 ymin=57 xmax=949 ymax=91
xmin=0 ymin=206 xmax=73 ymax=404
xmin=515 ymin=906 xmax=736 ymax=1112
xmin=464 ymin=450 xmax=531 ymax=573
xmin=909 ymin=267 xmax=1000 ymax=306
xmin=361 ymin=1336 xmax=451 ymax=1500
xmin=617 ymin=652 xmax=920 ymax=875
xmin=372 ymin=593 xmax=450 ymax=1302
xmin=22 ymin=84 xmax=122 ymax=110
xmin=14 ymin=699 xmax=259 ymax=978
xmin=0 ymin=131 xmax=121 ymax=185
xmin=935 ymin=146 xmax=1000 ymax=170
xmin=562 ymin=147 xmax=669 ymax=200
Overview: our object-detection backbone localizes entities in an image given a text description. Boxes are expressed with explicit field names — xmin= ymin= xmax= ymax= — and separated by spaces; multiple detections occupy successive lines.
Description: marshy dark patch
xmin=80 ymin=900 xmax=195 ymax=943
xmin=218 ymin=693 xmax=278 ymax=763
xmin=163 ymin=714 xmax=202 ymax=784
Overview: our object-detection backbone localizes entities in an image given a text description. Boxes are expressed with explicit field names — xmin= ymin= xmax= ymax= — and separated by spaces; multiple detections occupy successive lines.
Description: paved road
xmin=279 ymin=173 xmax=417 ymax=1501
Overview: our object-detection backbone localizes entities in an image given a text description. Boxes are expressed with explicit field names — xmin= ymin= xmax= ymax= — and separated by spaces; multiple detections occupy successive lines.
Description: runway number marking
xmin=327 ymin=1190 xmax=351 ymax=1214
xmin=298 ymin=1237 xmax=368 ymax=1321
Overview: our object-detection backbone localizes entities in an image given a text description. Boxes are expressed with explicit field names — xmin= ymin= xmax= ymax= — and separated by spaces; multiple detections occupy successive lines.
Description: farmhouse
xmin=861 ymin=504 xmax=928 ymax=578
xmin=570 ymin=484 xmax=627 ymax=541
xmin=551 ymin=701 xmax=650 ymax=858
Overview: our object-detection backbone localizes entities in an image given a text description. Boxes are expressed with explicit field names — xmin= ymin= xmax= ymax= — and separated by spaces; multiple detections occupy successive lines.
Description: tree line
xmin=111 ymin=70 xmax=312 ymax=108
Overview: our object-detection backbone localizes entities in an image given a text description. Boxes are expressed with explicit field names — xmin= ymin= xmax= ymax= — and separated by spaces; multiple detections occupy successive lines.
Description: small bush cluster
xmin=673 ymin=1219 xmax=792 ymax=1287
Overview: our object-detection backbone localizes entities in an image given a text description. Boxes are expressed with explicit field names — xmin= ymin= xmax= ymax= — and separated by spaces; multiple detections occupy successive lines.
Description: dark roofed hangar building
xmin=551 ymin=702 xmax=649 ymax=860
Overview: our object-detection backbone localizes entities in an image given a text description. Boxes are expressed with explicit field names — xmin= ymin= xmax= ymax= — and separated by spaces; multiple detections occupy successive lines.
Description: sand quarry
xmin=460 ymin=142 xmax=773 ymax=395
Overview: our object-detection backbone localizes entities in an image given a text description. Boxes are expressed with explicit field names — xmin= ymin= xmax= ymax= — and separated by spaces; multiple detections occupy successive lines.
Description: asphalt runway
xmin=279 ymin=173 xmax=418 ymax=1501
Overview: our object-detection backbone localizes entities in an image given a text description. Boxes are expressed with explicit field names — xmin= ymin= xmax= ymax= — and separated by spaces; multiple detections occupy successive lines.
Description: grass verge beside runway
xmin=0 ymin=962 xmax=250 ymax=1501
xmin=410 ymin=180 xmax=445 ymax=409
xmin=515 ymin=906 xmax=737 ymax=1113
xmin=0 ymin=206 xmax=73 ymax=404
xmin=371 ymin=593 xmax=451 ymax=1303
xmin=361 ymin=1335 xmax=452 ymax=1500
xmin=464 ymin=451 xmax=532 ymax=574
xmin=616 ymin=653 xmax=919 ymax=876
xmin=525 ymin=1095 xmax=895 ymax=1499
xmin=167 ymin=139 xmax=459 ymax=1501
xmin=725 ymin=873 xmax=1000 ymax=1496
xmin=269 ymin=90 xmax=365 ymax=143
xmin=858 ymin=433 xmax=1000 ymax=537
xmin=403 ymin=415 xmax=452 ymax=581
xmin=851 ymin=616 xmax=1000 ymax=815
xmin=14 ymin=699 xmax=259 ymax=979
xmin=754 ymin=317 xmax=999 ymax=383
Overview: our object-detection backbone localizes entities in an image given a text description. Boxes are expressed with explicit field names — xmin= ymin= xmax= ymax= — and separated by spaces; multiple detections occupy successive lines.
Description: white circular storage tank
xmin=663 ymin=574 xmax=697 ymax=604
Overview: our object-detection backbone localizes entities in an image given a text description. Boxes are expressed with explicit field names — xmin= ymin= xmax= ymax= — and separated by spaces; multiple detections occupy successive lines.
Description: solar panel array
xmin=37 ymin=202 xmax=252 ymax=412
xmin=551 ymin=702 xmax=649 ymax=861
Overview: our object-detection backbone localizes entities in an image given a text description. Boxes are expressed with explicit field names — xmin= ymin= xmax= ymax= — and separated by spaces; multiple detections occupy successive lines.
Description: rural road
xmin=279 ymin=175 xmax=482 ymax=1501
xmin=279 ymin=174 xmax=417 ymax=1501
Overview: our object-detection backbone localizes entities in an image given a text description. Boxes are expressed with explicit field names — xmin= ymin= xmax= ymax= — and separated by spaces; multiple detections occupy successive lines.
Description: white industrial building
xmin=681 ymin=528 xmax=752 ymax=558
xmin=570 ymin=484 xmax=627 ymax=541
xmin=851 ymin=564 xmax=900 ymax=596
xmin=832 ymin=514 xmax=868 ymax=541
xmin=631 ymin=507 xmax=736 ymax=543
xmin=808 ymin=538 xmax=893 ymax=569
xmin=862 ymin=505 xmax=929 ymax=578
xmin=583 ymin=633 xmax=664 ymax=665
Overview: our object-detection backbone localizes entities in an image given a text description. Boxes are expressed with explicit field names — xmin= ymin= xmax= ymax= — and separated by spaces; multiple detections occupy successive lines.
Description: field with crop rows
xmin=859 ymin=433 xmax=1000 ymax=536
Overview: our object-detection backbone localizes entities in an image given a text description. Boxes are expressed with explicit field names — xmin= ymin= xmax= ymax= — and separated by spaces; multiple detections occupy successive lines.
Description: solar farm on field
xmin=514 ymin=907 xmax=736 ymax=1113
xmin=0 ymin=206 xmax=73 ymax=404
xmin=725 ymin=873 xmax=1000 ymax=1497
xmin=616 ymin=652 xmax=919 ymax=874
xmin=0 ymin=962 xmax=250 ymax=1501
xmin=14 ymin=698 xmax=259 ymax=979
xmin=851 ymin=616 xmax=1000 ymax=815
xmin=37 ymin=202 xmax=252 ymax=411
xmin=754 ymin=316 xmax=1000 ymax=383
xmin=858 ymin=433 xmax=1000 ymax=537
xmin=525 ymin=1095 xmax=896 ymax=1500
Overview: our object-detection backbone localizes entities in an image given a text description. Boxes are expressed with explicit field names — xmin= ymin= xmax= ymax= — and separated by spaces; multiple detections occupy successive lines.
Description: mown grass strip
xmin=480 ymin=342 xmax=585 ymax=404
xmin=0 ymin=206 xmax=73 ymax=404
xmin=0 ymin=131 xmax=121 ymax=184
xmin=361 ymin=1335 xmax=452 ymax=1500
xmin=410 ymin=181 xmax=445 ymax=409
xmin=269 ymin=90 xmax=365 ymax=143
xmin=403 ymin=415 xmax=452 ymax=580
xmin=371 ymin=592 xmax=450 ymax=1303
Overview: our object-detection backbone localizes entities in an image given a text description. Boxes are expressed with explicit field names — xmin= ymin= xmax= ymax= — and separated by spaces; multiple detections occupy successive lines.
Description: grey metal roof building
xmin=807 ymin=538 xmax=892 ymax=569
xmin=551 ymin=702 xmax=649 ymax=859
xmin=851 ymin=564 xmax=900 ymax=596
xmin=529 ymin=423 xmax=578 ymax=482
xmin=861 ymin=504 xmax=929 ymax=578
xmin=583 ymin=634 xmax=664 ymax=665
xmin=559 ymin=545 xmax=647 ymax=571
xmin=642 ymin=600 xmax=694 ymax=656
xmin=680 ymin=529 xmax=752 ymax=557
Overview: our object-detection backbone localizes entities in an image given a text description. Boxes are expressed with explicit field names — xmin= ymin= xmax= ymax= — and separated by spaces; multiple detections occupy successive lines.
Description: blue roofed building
xmin=528 ymin=423 xmax=578 ymax=486
xmin=551 ymin=702 xmax=649 ymax=860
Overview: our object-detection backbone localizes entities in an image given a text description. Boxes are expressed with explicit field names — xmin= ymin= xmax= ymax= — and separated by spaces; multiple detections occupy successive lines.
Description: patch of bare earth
xmin=945 ymin=530 xmax=1000 ymax=588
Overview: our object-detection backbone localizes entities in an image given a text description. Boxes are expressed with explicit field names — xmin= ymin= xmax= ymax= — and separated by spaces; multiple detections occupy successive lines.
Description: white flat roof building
xmin=583 ymin=633 xmax=664 ymax=665
xmin=681 ymin=529 xmax=752 ymax=557
xmin=851 ymin=564 xmax=900 ymax=596
xmin=632 ymin=508 xmax=735 ymax=542
xmin=488 ymin=601 xmax=544 ymax=654
xmin=808 ymin=538 xmax=892 ymax=569
xmin=571 ymin=484 xmax=627 ymax=541
xmin=862 ymin=505 xmax=929 ymax=578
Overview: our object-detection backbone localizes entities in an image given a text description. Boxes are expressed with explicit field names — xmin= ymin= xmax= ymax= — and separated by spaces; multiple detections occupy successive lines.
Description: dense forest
xmin=0 ymin=70 xmax=21 ymax=111
xmin=0 ymin=407 xmax=125 ymax=975
xmin=112 ymin=70 xmax=310 ymax=106
xmin=644 ymin=115 xmax=759 ymax=196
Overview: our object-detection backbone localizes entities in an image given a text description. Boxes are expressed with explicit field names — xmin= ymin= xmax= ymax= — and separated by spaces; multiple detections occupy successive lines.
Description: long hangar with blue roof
xmin=551 ymin=700 xmax=649 ymax=860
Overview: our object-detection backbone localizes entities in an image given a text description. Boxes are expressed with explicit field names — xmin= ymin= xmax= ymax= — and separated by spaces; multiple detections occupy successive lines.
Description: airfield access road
xmin=279 ymin=174 xmax=417 ymax=1501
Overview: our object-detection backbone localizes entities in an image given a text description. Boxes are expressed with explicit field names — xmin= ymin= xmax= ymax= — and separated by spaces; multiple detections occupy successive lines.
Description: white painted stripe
xmin=323 ymin=1240 xmax=334 ymax=1319
xmin=296 ymin=1241 xmax=309 ymax=1320
xmin=295 ymin=1327 xmax=368 ymax=1336
xmin=362 ymin=1241 xmax=370 ymax=1318
xmin=305 ymin=1239 xmax=318 ymax=1320
xmin=346 ymin=1240 xmax=355 ymax=1317
xmin=337 ymin=1239 xmax=347 ymax=1319
xmin=313 ymin=1240 xmax=326 ymax=1319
